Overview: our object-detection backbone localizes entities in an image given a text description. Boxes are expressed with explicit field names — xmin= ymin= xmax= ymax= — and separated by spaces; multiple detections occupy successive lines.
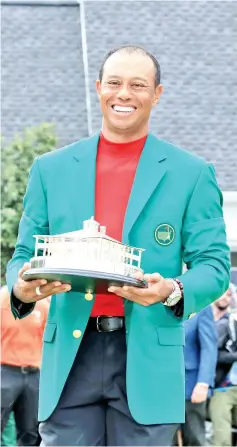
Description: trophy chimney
xmin=83 ymin=217 xmax=99 ymax=234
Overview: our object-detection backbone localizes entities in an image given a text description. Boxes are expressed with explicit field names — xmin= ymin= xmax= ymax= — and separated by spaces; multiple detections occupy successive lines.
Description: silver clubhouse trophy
xmin=23 ymin=217 xmax=147 ymax=294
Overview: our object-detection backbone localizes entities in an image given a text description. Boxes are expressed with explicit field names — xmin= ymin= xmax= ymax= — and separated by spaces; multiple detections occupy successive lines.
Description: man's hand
xmin=191 ymin=383 xmax=209 ymax=404
xmin=13 ymin=263 xmax=71 ymax=304
xmin=108 ymin=272 xmax=173 ymax=306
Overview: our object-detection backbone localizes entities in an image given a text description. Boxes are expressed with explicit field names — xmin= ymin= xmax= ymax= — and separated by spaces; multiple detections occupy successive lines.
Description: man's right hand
xmin=13 ymin=263 xmax=71 ymax=303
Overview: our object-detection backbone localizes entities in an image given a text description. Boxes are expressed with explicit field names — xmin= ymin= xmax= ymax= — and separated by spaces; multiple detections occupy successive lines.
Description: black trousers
xmin=1 ymin=364 xmax=40 ymax=446
xmin=40 ymin=327 xmax=178 ymax=446
xmin=182 ymin=400 xmax=207 ymax=446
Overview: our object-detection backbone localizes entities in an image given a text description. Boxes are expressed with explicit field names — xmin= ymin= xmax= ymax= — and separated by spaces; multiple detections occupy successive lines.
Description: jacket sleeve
xmin=6 ymin=158 xmax=49 ymax=319
xmin=217 ymin=318 xmax=230 ymax=349
xmin=176 ymin=163 xmax=230 ymax=320
xmin=197 ymin=308 xmax=218 ymax=386
xmin=217 ymin=318 xmax=237 ymax=365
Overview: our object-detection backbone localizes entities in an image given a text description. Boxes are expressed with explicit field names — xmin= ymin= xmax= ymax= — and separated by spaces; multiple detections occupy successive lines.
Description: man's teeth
xmin=113 ymin=106 xmax=135 ymax=113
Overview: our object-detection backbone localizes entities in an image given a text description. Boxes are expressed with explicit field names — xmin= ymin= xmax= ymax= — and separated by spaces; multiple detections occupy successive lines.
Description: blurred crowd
xmin=0 ymin=282 xmax=237 ymax=446
xmin=180 ymin=283 xmax=237 ymax=447
xmin=0 ymin=286 xmax=49 ymax=446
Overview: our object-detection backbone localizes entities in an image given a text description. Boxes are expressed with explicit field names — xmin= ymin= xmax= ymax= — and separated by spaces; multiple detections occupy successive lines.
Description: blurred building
xmin=2 ymin=0 xmax=237 ymax=267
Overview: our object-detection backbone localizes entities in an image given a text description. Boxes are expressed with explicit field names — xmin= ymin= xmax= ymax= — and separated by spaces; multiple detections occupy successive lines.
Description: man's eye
xmin=108 ymin=81 xmax=120 ymax=85
xmin=133 ymin=83 xmax=145 ymax=88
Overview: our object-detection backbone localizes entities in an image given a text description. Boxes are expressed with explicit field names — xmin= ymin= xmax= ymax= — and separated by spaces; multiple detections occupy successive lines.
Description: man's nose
xmin=117 ymin=85 xmax=131 ymax=100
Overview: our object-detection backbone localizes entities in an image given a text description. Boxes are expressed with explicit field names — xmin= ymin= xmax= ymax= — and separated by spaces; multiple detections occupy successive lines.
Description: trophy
xmin=22 ymin=217 xmax=147 ymax=294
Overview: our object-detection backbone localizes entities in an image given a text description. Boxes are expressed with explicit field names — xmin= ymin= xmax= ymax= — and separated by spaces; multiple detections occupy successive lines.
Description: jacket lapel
xmin=122 ymin=133 xmax=168 ymax=243
xmin=69 ymin=133 xmax=100 ymax=230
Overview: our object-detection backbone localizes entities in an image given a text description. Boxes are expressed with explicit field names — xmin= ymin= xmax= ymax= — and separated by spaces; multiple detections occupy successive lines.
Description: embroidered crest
xmin=154 ymin=224 xmax=175 ymax=246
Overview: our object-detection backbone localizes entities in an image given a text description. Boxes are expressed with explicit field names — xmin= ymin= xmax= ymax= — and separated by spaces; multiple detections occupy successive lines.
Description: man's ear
xmin=96 ymin=80 xmax=101 ymax=97
xmin=153 ymin=84 xmax=163 ymax=107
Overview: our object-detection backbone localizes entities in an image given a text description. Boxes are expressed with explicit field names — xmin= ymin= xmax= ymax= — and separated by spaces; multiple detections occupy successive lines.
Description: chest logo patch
xmin=154 ymin=224 xmax=175 ymax=246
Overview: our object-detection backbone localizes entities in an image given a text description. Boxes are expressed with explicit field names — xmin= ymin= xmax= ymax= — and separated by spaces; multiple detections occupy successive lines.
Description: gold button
xmin=189 ymin=313 xmax=196 ymax=319
xmin=73 ymin=330 xmax=82 ymax=338
xmin=85 ymin=292 xmax=93 ymax=301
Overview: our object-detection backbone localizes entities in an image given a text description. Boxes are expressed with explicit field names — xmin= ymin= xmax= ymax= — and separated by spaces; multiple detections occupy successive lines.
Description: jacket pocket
xmin=43 ymin=322 xmax=57 ymax=343
xmin=157 ymin=326 xmax=185 ymax=346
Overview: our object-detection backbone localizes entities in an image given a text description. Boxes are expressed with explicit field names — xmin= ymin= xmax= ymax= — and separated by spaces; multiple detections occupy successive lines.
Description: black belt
xmin=87 ymin=316 xmax=125 ymax=333
xmin=1 ymin=364 xmax=39 ymax=374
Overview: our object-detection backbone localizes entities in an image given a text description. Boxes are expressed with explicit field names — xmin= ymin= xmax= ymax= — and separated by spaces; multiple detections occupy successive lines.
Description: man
xmin=6 ymin=45 xmax=230 ymax=446
xmin=210 ymin=286 xmax=237 ymax=446
xmin=182 ymin=306 xmax=217 ymax=446
xmin=0 ymin=285 xmax=49 ymax=445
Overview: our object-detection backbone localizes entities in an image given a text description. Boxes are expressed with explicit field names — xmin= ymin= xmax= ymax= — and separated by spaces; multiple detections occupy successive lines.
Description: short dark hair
xmin=99 ymin=45 xmax=161 ymax=86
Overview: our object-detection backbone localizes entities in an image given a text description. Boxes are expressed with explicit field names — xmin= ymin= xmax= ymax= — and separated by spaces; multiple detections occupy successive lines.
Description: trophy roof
xmin=34 ymin=230 xmax=116 ymax=241
xmin=33 ymin=232 xmax=144 ymax=251
xmin=33 ymin=217 xmax=145 ymax=251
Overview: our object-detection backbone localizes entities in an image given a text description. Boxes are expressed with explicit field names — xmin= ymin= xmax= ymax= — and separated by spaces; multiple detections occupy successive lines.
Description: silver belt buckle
xmin=96 ymin=316 xmax=123 ymax=332
xmin=96 ymin=316 xmax=103 ymax=332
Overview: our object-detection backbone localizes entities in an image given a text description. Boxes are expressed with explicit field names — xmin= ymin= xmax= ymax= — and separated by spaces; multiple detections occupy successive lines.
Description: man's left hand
xmin=108 ymin=272 xmax=173 ymax=306
xmin=191 ymin=383 xmax=209 ymax=404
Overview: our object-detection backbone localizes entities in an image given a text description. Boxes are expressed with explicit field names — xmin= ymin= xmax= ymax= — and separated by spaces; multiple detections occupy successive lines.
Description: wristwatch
xmin=163 ymin=279 xmax=183 ymax=307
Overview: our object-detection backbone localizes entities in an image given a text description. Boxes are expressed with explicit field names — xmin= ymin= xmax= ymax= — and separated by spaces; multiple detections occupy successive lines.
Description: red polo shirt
xmin=1 ymin=288 xmax=49 ymax=368
xmin=91 ymin=133 xmax=147 ymax=317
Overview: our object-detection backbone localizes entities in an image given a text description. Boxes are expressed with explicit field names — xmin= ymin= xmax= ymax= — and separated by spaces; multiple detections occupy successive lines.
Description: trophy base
xmin=22 ymin=268 xmax=147 ymax=294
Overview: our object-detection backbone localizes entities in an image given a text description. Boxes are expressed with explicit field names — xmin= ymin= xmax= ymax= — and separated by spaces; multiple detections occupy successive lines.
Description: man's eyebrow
xmin=105 ymin=75 xmax=149 ymax=83
xmin=105 ymin=76 xmax=122 ymax=80
xmin=131 ymin=77 xmax=149 ymax=84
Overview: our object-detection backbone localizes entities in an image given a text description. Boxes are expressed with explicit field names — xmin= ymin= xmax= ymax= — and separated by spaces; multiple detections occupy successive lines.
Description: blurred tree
xmin=1 ymin=123 xmax=57 ymax=285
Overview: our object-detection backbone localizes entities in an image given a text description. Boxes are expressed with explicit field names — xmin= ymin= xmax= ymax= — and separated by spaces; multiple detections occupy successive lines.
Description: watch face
xmin=167 ymin=294 xmax=182 ymax=307
xmin=163 ymin=279 xmax=182 ymax=306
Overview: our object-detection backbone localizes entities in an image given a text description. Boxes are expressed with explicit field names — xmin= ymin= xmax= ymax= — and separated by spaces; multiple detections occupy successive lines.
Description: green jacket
xmin=7 ymin=133 xmax=230 ymax=424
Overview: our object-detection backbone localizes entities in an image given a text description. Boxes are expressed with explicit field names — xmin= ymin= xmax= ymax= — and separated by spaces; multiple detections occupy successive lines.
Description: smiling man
xmin=7 ymin=45 xmax=230 ymax=446
xmin=96 ymin=48 xmax=162 ymax=142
